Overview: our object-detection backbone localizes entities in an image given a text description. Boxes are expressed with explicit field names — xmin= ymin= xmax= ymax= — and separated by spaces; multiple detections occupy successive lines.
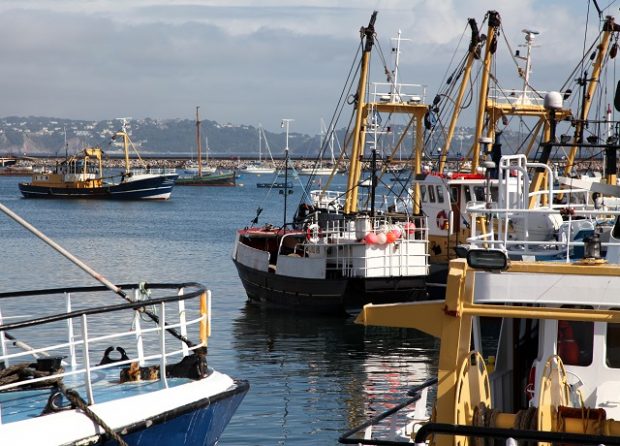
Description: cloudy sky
xmin=0 ymin=0 xmax=611 ymax=133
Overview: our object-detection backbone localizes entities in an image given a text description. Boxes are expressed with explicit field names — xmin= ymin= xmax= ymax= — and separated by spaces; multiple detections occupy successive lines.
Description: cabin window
xmin=465 ymin=187 xmax=473 ymax=203
xmin=557 ymin=320 xmax=593 ymax=366
xmin=428 ymin=186 xmax=436 ymax=203
xmin=612 ymin=216 xmax=620 ymax=239
xmin=450 ymin=186 xmax=459 ymax=203
xmin=437 ymin=187 xmax=445 ymax=203
xmin=606 ymin=322 xmax=620 ymax=368
xmin=473 ymin=186 xmax=485 ymax=202
xmin=490 ymin=186 xmax=499 ymax=202
xmin=420 ymin=185 xmax=427 ymax=203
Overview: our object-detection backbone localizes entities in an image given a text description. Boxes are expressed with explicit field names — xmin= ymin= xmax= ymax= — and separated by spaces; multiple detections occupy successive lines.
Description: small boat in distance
xmin=176 ymin=106 xmax=236 ymax=187
xmin=176 ymin=170 xmax=236 ymax=186
xmin=18 ymin=119 xmax=178 ymax=200
xmin=244 ymin=124 xmax=276 ymax=174
xmin=256 ymin=181 xmax=292 ymax=188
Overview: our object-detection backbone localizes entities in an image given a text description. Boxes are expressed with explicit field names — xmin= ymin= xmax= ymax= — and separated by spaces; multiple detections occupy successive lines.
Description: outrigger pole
xmin=344 ymin=11 xmax=377 ymax=215
xmin=0 ymin=202 xmax=194 ymax=347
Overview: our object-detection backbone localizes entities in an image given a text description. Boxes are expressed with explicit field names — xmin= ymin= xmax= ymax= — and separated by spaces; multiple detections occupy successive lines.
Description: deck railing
xmin=0 ymin=282 xmax=209 ymax=409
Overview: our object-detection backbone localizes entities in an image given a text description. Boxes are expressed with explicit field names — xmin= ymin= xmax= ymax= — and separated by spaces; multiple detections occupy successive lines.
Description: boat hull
xmin=176 ymin=172 xmax=236 ymax=187
xmin=18 ymin=174 xmax=178 ymax=200
xmin=233 ymin=258 xmax=427 ymax=315
xmin=102 ymin=379 xmax=249 ymax=446
xmin=0 ymin=375 xmax=249 ymax=446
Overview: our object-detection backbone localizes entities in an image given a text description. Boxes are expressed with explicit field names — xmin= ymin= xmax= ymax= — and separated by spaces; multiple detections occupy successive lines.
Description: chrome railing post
xmin=81 ymin=314 xmax=94 ymax=404
xmin=159 ymin=302 xmax=168 ymax=389
xmin=65 ymin=292 xmax=76 ymax=369
xmin=177 ymin=287 xmax=189 ymax=357
xmin=0 ymin=308 xmax=7 ymax=368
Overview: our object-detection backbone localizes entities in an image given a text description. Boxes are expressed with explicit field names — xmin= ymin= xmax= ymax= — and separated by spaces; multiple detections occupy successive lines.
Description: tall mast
xmin=344 ymin=11 xmax=377 ymax=215
xmin=281 ymin=118 xmax=294 ymax=232
xmin=196 ymin=106 xmax=202 ymax=177
xmin=564 ymin=15 xmax=620 ymax=177
xmin=471 ymin=11 xmax=501 ymax=173
xmin=114 ymin=117 xmax=132 ymax=174
xmin=258 ymin=123 xmax=263 ymax=163
xmin=439 ymin=17 xmax=482 ymax=173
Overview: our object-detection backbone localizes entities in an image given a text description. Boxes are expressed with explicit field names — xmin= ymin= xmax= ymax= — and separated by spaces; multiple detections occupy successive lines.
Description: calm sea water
xmin=0 ymin=173 xmax=438 ymax=445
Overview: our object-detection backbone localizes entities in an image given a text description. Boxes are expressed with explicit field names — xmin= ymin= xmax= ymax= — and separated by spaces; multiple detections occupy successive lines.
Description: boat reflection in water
xmin=230 ymin=303 xmax=437 ymax=442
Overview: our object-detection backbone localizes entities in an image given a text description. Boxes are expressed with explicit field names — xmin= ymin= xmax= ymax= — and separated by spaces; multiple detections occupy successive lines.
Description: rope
xmin=56 ymin=380 xmax=129 ymax=446
xmin=0 ymin=362 xmax=64 ymax=387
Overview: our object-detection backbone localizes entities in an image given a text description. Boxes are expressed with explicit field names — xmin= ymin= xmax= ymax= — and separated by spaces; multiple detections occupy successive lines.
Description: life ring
xmin=436 ymin=210 xmax=449 ymax=230
xmin=306 ymin=223 xmax=321 ymax=243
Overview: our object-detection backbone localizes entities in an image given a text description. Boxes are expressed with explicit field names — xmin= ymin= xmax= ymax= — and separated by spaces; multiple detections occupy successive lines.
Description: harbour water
xmin=0 ymin=173 xmax=438 ymax=445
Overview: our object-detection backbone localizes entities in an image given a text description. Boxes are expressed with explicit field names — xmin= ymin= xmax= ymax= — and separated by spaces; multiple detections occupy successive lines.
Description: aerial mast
xmin=196 ymin=106 xmax=202 ymax=177
xmin=281 ymin=118 xmax=294 ymax=232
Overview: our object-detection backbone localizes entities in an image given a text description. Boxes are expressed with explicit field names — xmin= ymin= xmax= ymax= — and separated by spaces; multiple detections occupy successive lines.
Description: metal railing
xmin=0 ymin=282 xmax=209 ymax=410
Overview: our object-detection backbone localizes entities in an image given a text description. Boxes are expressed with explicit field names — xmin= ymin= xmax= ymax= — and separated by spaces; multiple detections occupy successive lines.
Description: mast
xmin=344 ymin=11 xmax=377 ymax=215
xmin=114 ymin=117 xmax=132 ymax=174
xmin=564 ymin=16 xmax=620 ymax=177
xmin=471 ymin=11 xmax=501 ymax=173
xmin=439 ymin=18 xmax=482 ymax=173
xmin=390 ymin=30 xmax=411 ymax=102
xmin=517 ymin=29 xmax=539 ymax=104
xmin=196 ymin=106 xmax=202 ymax=177
xmin=281 ymin=118 xmax=293 ymax=232
xmin=258 ymin=124 xmax=262 ymax=163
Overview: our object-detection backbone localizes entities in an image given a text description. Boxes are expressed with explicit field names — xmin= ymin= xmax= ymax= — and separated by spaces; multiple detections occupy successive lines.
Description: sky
xmin=0 ymin=0 xmax=613 ymax=134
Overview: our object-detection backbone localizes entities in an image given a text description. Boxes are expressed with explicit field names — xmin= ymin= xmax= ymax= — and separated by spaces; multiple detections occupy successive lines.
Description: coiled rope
xmin=56 ymin=380 xmax=129 ymax=446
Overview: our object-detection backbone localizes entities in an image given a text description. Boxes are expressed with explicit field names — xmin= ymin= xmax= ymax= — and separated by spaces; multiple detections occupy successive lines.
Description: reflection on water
xmin=229 ymin=303 xmax=438 ymax=444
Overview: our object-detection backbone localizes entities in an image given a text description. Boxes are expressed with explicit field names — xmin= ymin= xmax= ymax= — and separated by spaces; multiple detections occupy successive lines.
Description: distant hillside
xmin=0 ymin=116 xmax=324 ymax=158
xmin=0 ymin=116 xmax=548 ymax=160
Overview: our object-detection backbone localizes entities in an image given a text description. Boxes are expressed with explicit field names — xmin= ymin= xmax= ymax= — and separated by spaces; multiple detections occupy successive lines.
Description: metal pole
xmin=0 ymin=202 xmax=127 ymax=298
xmin=281 ymin=119 xmax=294 ymax=232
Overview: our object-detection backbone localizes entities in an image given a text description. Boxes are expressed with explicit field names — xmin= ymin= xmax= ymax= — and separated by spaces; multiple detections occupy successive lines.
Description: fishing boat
xmin=341 ymin=59 xmax=620 ymax=444
xmin=18 ymin=120 xmax=177 ymax=200
xmin=232 ymin=13 xmax=430 ymax=315
xmin=0 ymin=203 xmax=248 ymax=445
xmin=343 ymin=175 xmax=620 ymax=445
xmin=402 ymin=9 xmax=620 ymax=297
xmin=176 ymin=170 xmax=236 ymax=187
xmin=176 ymin=107 xmax=236 ymax=187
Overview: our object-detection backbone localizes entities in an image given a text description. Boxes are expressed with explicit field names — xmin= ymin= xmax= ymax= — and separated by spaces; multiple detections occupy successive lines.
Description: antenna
xmin=389 ymin=30 xmax=412 ymax=102
xmin=115 ymin=117 xmax=132 ymax=133
xmin=63 ymin=125 xmax=68 ymax=159
xmin=281 ymin=118 xmax=294 ymax=232
xmin=516 ymin=29 xmax=540 ymax=104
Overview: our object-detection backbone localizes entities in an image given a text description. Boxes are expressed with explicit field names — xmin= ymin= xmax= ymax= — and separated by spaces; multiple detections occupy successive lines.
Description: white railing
xmin=370 ymin=82 xmax=427 ymax=105
xmin=465 ymin=154 xmax=620 ymax=260
xmin=0 ymin=283 xmax=209 ymax=411
xmin=488 ymin=88 xmax=547 ymax=107
xmin=284 ymin=215 xmax=429 ymax=278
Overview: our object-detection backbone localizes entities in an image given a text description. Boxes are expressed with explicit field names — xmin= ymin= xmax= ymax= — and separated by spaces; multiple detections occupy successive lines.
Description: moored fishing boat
xmin=18 ymin=120 xmax=177 ymax=200
xmin=0 ymin=202 xmax=248 ymax=445
xmin=176 ymin=170 xmax=236 ymax=186
xmin=175 ymin=107 xmax=236 ymax=187
xmin=341 ymin=79 xmax=620 ymax=446
xmin=232 ymin=13 xmax=431 ymax=315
